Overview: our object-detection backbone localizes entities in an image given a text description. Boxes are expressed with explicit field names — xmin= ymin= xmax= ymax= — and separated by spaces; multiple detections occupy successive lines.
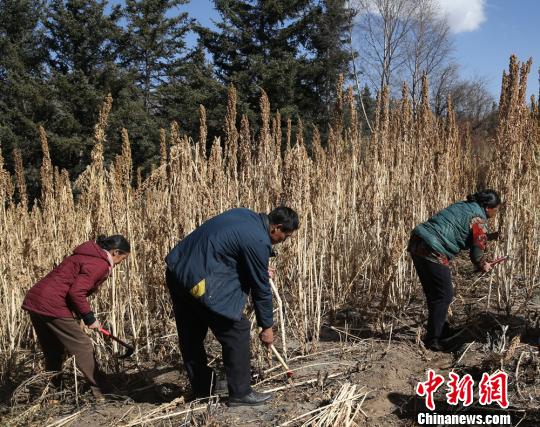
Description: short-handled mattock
xmin=99 ymin=327 xmax=134 ymax=359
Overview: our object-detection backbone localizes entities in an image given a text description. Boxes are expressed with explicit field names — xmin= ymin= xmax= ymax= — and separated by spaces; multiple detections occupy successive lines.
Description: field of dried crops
xmin=1 ymin=55 xmax=540 ymax=425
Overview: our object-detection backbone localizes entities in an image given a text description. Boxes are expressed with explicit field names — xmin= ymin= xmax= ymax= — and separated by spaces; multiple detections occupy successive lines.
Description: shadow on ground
xmin=1 ymin=362 xmax=191 ymax=408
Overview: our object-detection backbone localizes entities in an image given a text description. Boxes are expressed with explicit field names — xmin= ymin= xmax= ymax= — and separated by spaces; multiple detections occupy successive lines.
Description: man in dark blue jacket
xmin=165 ymin=206 xmax=299 ymax=406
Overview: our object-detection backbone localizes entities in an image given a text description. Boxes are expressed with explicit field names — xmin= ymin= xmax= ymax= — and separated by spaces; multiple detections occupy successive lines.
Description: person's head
xmin=466 ymin=189 xmax=501 ymax=218
xmin=96 ymin=235 xmax=131 ymax=265
xmin=268 ymin=206 xmax=300 ymax=245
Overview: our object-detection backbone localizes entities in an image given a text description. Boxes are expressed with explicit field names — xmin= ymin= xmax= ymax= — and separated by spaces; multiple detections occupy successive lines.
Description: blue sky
xmin=452 ymin=0 xmax=539 ymax=100
xmin=111 ymin=0 xmax=539 ymax=100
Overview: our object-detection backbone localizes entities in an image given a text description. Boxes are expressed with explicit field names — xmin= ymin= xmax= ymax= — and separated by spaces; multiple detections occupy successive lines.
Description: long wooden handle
xmin=270 ymin=344 xmax=290 ymax=371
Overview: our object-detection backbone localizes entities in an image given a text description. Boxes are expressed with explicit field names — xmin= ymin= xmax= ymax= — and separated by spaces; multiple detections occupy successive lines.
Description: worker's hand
xmin=259 ymin=327 xmax=274 ymax=348
xmin=268 ymin=267 xmax=276 ymax=279
xmin=87 ymin=320 xmax=102 ymax=330
xmin=480 ymin=261 xmax=493 ymax=273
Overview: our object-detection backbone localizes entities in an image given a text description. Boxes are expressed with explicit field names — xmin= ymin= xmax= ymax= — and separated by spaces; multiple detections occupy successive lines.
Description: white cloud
xmin=436 ymin=0 xmax=486 ymax=33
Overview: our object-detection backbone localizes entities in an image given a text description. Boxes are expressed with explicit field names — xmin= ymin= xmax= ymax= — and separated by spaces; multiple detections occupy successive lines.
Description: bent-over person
xmin=408 ymin=190 xmax=501 ymax=351
xmin=22 ymin=235 xmax=130 ymax=400
xmin=165 ymin=207 xmax=299 ymax=406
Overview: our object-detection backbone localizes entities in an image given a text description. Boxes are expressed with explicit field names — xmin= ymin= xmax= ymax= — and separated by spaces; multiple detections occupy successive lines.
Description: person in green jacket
xmin=408 ymin=190 xmax=501 ymax=351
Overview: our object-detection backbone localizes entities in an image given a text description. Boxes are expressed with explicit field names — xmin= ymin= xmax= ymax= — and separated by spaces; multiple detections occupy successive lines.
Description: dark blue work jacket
xmin=165 ymin=208 xmax=274 ymax=328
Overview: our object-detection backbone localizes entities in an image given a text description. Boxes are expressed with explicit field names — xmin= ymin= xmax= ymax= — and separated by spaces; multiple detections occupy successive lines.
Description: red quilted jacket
xmin=22 ymin=241 xmax=112 ymax=324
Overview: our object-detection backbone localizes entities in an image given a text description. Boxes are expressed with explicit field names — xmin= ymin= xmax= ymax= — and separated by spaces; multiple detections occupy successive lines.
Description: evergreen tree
xmin=199 ymin=0 xmax=313 ymax=126
xmin=158 ymin=41 xmax=227 ymax=144
xmin=300 ymin=0 xmax=353 ymax=126
xmin=111 ymin=0 xmax=194 ymax=171
xmin=199 ymin=0 xmax=352 ymax=132
xmin=0 ymin=0 xmax=49 ymax=197
xmin=43 ymin=0 xmax=126 ymax=175
xmin=121 ymin=0 xmax=192 ymax=112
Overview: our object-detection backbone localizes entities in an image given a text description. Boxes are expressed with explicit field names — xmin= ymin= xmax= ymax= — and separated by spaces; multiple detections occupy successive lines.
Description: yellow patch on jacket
xmin=190 ymin=279 xmax=206 ymax=298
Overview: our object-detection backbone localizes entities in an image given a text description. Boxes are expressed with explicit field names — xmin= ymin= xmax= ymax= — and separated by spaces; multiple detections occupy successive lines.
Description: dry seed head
xmin=91 ymin=94 xmax=113 ymax=165
xmin=332 ymin=74 xmax=345 ymax=132
xmin=199 ymin=104 xmax=207 ymax=159
xmin=0 ymin=142 xmax=9 ymax=204
xmin=286 ymin=118 xmax=292 ymax=151
xmin=238 ymin=114 xmax=251 ymax=178
xmin=160 ymin=128 xmax=168 ymax=166
xmin=225 ymin=85 xmax=238 ymax=155
xmin=117 ymin=128 xmax=133 ymax=187
xmin=39 ymin=126 xmax=54 ymax=206
xmin=136 ymin=166 xmax=143 ymax=189
xmin=13 ymin=148 xmax=27 ymax=209
xmin=517 ymin=58 xmax=533 ymax=106
xmin=224 ymin=87 xmax=239 ymax=178
xmin=272 ymin=110 xmax=282 ymax=159
xmin=170 ymin=121 xmax=181 ymax=145
xmin=417 ymin=74 xmax=432 ymax=135
xmin=258 ymin=89 xmax=271 ymax=163
xmin=445 ymin=95 xmax=458 ymax=144
xmin=295 ymin=118 xmax=304 ymax=147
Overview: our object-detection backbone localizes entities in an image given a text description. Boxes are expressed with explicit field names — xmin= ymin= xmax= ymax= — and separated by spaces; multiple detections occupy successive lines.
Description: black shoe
xmin=228 ymin=391 xmax=272 ymax=407
xmin=441 ymin=324 xmax=462 ymax=341
xmin=426 ymin=338 xmax=446 ymax=352
xmin=190 ymin=379 xmax=228 ymax=400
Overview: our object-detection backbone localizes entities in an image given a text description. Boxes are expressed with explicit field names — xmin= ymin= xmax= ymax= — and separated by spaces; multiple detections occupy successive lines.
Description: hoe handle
xmin=99 ymin=327 xmax=133 ymax=351
xmin=270 ymin=344 xmax=290 ymax=371
xmin=491 ymin=255 xmax=509 ymax=267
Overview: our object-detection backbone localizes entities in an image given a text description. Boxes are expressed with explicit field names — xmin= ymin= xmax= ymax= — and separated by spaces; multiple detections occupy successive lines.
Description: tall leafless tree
xmin=404 ymin=0 xmax=453 ymax=113
xmin=353 ymin=0 xmax=453 ymax=102
xmin=354 ymin=0 xmax=416 ymax=93
xmin=431 ymin=62 xmax=460 ymax=116
xmin=431 ymin=63 xmax=494 ymax=130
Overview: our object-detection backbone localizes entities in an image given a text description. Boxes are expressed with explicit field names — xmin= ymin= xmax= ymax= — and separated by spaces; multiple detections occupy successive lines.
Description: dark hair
xmin=466 ymin=189 xmax=501 ymax=209
xmin=96 ymin=235 xmax=131 ymax=253
xmin=268 ymin=206 xmax=300 ymax=232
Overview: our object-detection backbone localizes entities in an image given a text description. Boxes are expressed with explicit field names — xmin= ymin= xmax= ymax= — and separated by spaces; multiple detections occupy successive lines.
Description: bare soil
xmin=3 ymin=267 xmax=540 ymax=426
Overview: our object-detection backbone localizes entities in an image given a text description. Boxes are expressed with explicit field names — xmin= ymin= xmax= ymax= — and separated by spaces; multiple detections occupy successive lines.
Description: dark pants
xmin=411 ymin=255 xmax=453 ymax=342
xmin=29 ymin=312 xmax=108 ymax=398
xmin=166 ymin=269 xmax=252 ymax=398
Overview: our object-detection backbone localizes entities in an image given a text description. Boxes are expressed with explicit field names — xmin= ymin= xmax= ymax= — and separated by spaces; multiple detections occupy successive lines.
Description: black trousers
xmin=166 ymin=269 xmax=252 ymax=398
xmin=411 ymin=255 xmax=453 ymax=341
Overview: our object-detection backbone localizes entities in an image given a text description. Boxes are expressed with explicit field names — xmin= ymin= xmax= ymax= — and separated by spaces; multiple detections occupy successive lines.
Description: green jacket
xmin=412 ymin=201 xmax=487 ymax=260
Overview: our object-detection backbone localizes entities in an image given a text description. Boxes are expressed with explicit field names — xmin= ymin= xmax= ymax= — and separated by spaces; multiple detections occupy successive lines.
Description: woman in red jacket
xmin=22 ymin=235 xmax=130 ymax=400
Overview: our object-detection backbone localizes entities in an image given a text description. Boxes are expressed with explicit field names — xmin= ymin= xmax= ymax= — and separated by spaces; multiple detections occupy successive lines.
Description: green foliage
xmin=158 ymin=41 xmax=227 ymax=145
xmin=121 ymin=0 xmax=192 ymax=111
xmin=0 ymin=0 xmax=356 ymax=199
xmin=0 ymin=0 xmax=49 ymax=196
xmin=199 ymin=0 xmax=352 ymax=132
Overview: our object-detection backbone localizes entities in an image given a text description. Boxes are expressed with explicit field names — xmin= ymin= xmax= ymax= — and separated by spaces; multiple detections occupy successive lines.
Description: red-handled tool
xmin=99 ymin=327 xmax=134 ymax=359
xmin=491 ymin=255 xmax=509 ymax=267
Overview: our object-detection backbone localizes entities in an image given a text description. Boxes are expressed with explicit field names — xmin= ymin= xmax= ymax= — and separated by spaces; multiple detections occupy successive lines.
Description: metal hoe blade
xmin=99 ymin=327 xmax=134 ymax=359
